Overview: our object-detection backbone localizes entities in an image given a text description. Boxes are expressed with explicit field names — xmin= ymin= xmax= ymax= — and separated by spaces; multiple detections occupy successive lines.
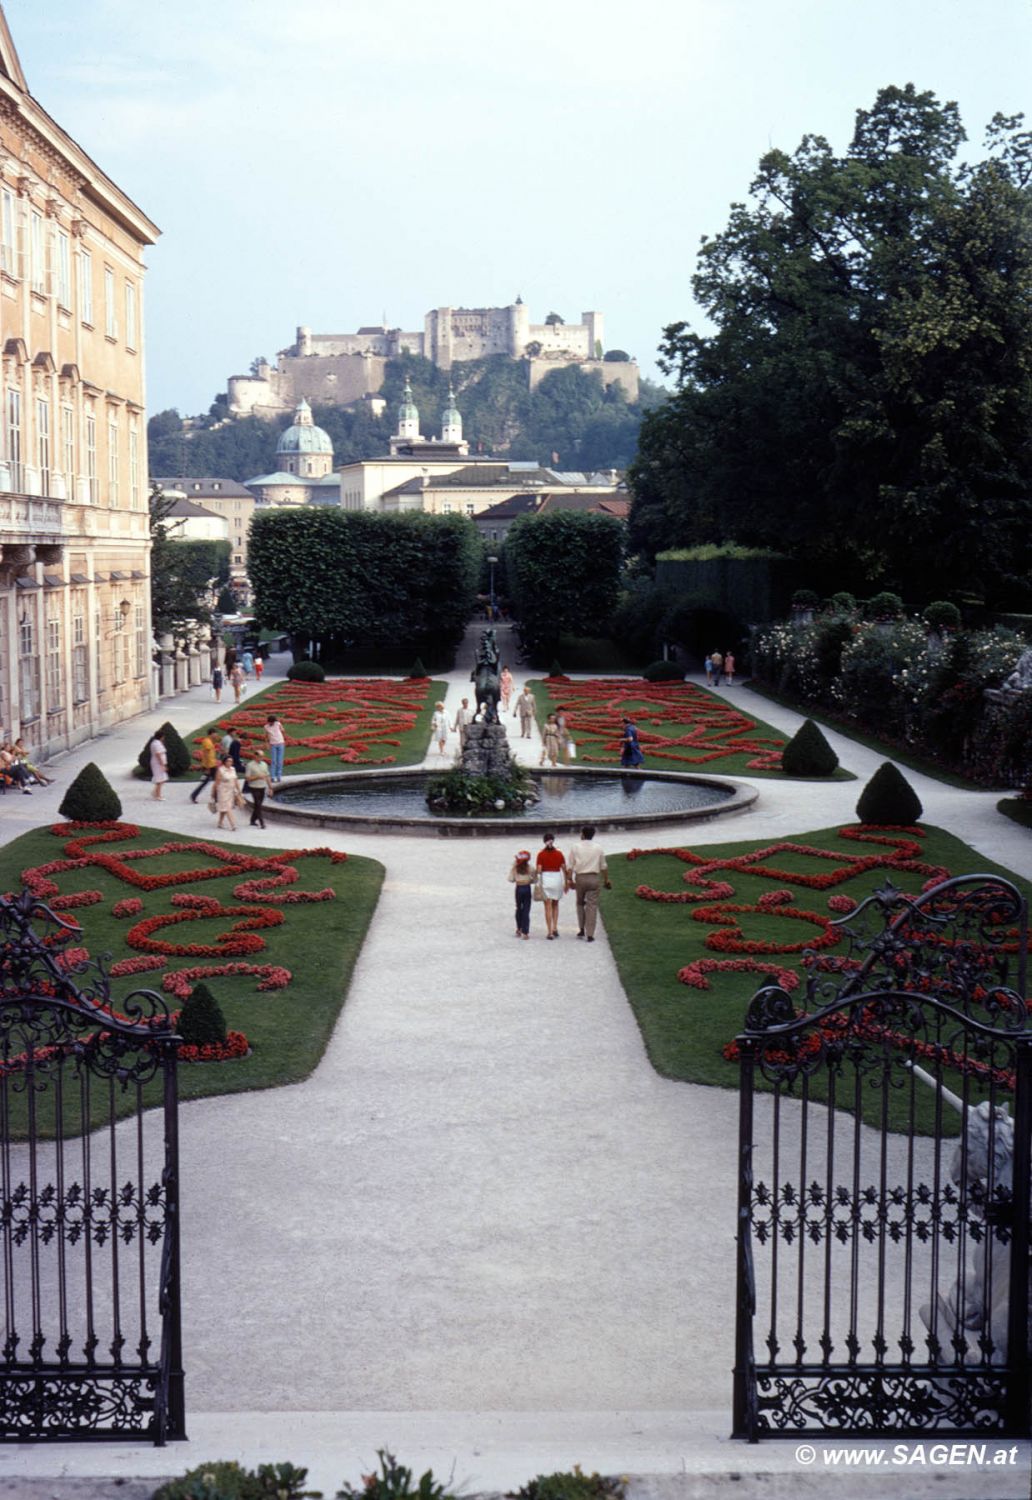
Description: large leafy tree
xmin=149 ymin=485 xmax=230 ymax=632
xmin=629 ymin=87 xmax=1032 ymax=605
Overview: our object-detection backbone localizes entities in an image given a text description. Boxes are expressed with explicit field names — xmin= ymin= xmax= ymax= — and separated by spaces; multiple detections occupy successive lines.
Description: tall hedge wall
xmin=504 ymin=510 xmax=625 ymax=652
xmin=249 ymin=509 xmax=481 ymax=658
xmin=655 ymin=550 xmax=794 ymax=624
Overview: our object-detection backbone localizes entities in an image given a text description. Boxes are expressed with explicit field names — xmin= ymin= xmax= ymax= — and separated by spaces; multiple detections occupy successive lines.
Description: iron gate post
xmin=159 ymin=1046 xmax=186 ymax=1443
xmin=732 ymin=1038 xmax=758 ymax=1440
xmin=1005 ymin=1039 xmax=1032 ymax=1436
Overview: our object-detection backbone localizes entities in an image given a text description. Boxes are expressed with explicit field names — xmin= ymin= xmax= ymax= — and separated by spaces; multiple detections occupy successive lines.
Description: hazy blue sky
xmin=6 ymin=0 xmax=1031 ymax=415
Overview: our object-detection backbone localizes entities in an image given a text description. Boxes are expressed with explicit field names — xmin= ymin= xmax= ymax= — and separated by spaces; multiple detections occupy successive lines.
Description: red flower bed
xmin=537 ymin=678 xmax=787 ymax=770
xmin=194 ymin=677 xmax=433 ymax=773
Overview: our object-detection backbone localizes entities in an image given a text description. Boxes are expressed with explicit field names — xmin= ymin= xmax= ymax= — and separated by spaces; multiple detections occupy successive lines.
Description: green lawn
xmin=181 ymin=676 xmax=447 ymax=777
xmin=0 ymin=822 xmax=383 ymax=1133
xmin=603 ymin=821 xmax=1029 ymax=1132
xmin=529 ymin=677 xmax=854 ymax=779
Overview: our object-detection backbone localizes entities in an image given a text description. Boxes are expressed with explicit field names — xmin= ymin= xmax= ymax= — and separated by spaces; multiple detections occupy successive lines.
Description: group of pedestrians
xmin=705 ymin=650 xmax=736 ymax=686
xmin=145 ymin=713 xmax=287 ymax=834
xmin=211 ymin=647 xmax=264 ymax=706
xmin=508 ymin=826 xmax=612 ymax=942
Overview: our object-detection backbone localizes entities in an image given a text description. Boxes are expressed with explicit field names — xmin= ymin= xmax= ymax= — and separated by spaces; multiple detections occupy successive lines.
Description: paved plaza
xmin=0 ymin=633 xmax=1029 ymax=1495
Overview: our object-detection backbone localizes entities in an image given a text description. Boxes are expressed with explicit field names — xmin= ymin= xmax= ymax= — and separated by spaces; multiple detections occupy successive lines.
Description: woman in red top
xmin=535 ymin=831 xmax=568 ymax=940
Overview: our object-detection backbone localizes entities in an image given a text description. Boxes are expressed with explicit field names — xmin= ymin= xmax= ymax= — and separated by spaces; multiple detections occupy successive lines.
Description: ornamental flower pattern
xmin=534 ymin=679 xmax=787 ymax=771
xmin=194 ymin=677 xmax=435 ymax=774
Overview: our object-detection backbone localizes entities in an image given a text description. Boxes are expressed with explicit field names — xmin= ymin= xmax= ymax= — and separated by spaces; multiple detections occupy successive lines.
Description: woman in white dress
xmin=214 ymin=755 xmax=239 ymax=832
xmin=431 ymin=701 xmax=449 ymax=755
xmin=149 ymin=730 xmax=168 ymax=801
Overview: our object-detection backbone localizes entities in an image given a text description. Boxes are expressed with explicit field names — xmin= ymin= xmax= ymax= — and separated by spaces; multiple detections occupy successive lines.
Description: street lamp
xmin=488 ymin=555 xmax=498 ymax=620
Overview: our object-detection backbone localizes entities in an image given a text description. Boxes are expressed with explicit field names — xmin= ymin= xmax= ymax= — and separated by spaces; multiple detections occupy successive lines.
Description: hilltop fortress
xmin=227 ymin=299 xmax=638 ymax=420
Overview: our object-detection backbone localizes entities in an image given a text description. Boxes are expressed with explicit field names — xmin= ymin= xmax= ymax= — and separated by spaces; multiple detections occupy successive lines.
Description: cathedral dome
xmin=276 ymin=398 xmax=333 ymax=456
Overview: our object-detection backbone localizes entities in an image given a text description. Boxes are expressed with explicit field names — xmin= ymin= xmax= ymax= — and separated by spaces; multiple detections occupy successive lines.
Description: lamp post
xmin=488 ymin=555 xmax=498 ymax=621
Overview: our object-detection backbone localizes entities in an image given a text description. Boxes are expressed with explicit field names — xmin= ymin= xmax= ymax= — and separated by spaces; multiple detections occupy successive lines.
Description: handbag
xmin=532 ymin=879 xmax=544 ymax=903
xmin=234 ymin=788 xmax=246 ymax=809
xmin=208 ymin=796 xmax=217 ymax=814
xmin=568 ymin=742 xmax=577 ymax=760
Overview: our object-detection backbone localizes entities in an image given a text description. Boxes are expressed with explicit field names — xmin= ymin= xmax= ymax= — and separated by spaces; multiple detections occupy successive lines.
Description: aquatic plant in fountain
xmin=425 ymin=764 xmax=536 ymax=814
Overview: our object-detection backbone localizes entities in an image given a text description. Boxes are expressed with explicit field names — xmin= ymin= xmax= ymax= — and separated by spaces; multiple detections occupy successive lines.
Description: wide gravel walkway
xmin=1 ymin=637 xmax=1030 ymax=1493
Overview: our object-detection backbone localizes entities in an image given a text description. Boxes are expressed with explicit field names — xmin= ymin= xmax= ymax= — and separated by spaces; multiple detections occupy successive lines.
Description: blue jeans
xmin=515 ymin=883 xmax=532 ymax=935
xmin=269 ymin=743 xmax=285 ymax=780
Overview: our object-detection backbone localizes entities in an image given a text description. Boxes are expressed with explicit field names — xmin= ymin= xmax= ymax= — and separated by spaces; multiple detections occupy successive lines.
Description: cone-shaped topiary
xmin=177 ymin=982 xmax=227 ymax=1048
xmin=856 ymin=761 xmax=922 ymax=825
xmin=409 ymin=657 xmax=428 ymax=679
xmin=287 ymin=659 xmax=325 ymax=682
xmin=549 ymin=659 xmax=564 ymax=678
xmin=58 ymin=762 xmax=122 ymax=822
xmin=781 ymin=718 xmax=839 ymax=777
xmin=137 ymin=721 xmax=192 ymax=779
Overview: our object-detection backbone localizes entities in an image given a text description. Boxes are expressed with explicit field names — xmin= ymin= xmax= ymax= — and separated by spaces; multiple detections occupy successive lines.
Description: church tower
xmin=441 ymin=385 xmax=462 ymax=444
xmin=397 ymin=378 xmax=420 ymax=440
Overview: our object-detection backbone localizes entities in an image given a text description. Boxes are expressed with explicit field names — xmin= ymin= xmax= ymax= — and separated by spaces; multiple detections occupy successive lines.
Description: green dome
xmin=276 ymin=398 xmax=333 ymax=456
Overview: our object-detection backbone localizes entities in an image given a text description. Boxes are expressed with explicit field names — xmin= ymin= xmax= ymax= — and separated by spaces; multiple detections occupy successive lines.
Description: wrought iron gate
xmin=0 ymin=889 xmax=184 ymax=1443
xmin=733 ymin=874 xmax=1032 ymax=1440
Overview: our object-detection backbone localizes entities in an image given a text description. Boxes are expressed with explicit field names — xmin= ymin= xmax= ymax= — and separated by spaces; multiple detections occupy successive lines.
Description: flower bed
xmin=529 ymin=678 xmax=826 ymax=777
xmin=603 ymin=822 xmax=1031 ymax=1107
xmin=188 ymin=677 xmax=446 ymax=776
xmin=0 ymin=821 xmax=383 ymax=1120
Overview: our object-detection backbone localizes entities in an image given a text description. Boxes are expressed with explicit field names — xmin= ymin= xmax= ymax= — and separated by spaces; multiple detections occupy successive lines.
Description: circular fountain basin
xmin=265 ymin=767 xmax=756 ymax=837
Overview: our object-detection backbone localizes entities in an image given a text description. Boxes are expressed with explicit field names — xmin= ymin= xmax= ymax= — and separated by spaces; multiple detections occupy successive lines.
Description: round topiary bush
xmin=287 ymin=659 xmax=326 ymax=682
xmin=177 ymin=982 xmax=227 ymax=1048
xmin=923 ymin=600 xmax=961 ymax=633
xmin=792 ymin=589 xmax=820 ymax=610
xmin=856 ymin=762 xmax=923 ymax=825
xmin=865 ymin=591 xmax=904 ymax=621
xmin=409 ymin=657 xmax=428 ymax=679
xmin=828 ymin=591 xmax=857 ymax=614
xmin=58 ymin=762 xmax=122 ymax=822
xmin=642 ymin=659 xmax=685 ymax=682
xmin=136 ymin=722 xmax=192 ymax=780
xmin=781 ymin=718 xmax=839 ymax=777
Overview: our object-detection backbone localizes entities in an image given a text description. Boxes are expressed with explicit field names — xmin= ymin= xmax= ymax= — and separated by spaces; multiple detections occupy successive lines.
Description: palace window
xmin=129 ymin=421 xmax=140 ymax=509
xmin=19 ymin=603 xmax=39 ymax=720
xmin=45 ymin=613 xmax=62 ymax=710
xmin=6 ymin=388 xmax=22 ymax=490
xmin=56 ymin=231 xmax=71 ymax=307
xmin=61 ymin=403 xmax=74 ymax=485
xmin=94 ymin=608 xmax=104 ymax=694
xmin=107 ymin=413 xmax=119 ymax=506
xmin=36 ymin=397 xmax=50 ymax=495
xmin=125 ymin=280 xmax=137 ymax=349
xmin=104 ymin=266 xmax=116 ymax=338
xmin=29 ymin=211 xmax=44 ymax=294
xmin=85 ymin=406 xmax=97 ymax=502
xmin=72 ymin=600 xmax=88 ymax=703
xmin=134 ymin=602 xmax=147 ymax=678
xmin=112 ymin=608 xmax=127 ymax=685
xmin=79 ymin=247 xmax=93 ymax=324
xmin=0 ymin=189 xmax=15 ymax=276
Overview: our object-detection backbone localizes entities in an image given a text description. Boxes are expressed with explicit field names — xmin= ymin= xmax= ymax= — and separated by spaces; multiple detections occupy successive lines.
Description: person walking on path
xmin=149 ymin=729 xmax=168 ymax=800
xmin=453 ymin=697 xmax=473 ymax=750
xmin=265 ymin=715 xmax=285 ymax=782
xmin=244 ymin=752 xmax=271 ymax=829
xmin=431 ymin=701 xmax=449 ymax=755
xmin=620 ymin=716 xmax=645 ymax=768
xmin=535 ymin=831 xmax=568 ymax=940
xmin=214 ymin=755 xmax=240 ymax=832
xmin=723 ymin=650 xmax=735 ymax=685
xmin=254 ymin=654 xmax=264 ymax=683
xmin=499 ymin=665 xmax=514 ymax=712
xmin=190 ymin=732 xmax=219 ymax=804
xmin=241 ymin=649 xmax=254 ymax=677
xmin=556 ymin=706 xmax=573 ymax=763
xmin=567 ymin=825 xmax=611 ymax=942
xmin=513 ymin=687 xmax=535 ymax=739
xmin=710 ymin=650 xmax=723 ymax=685
xmin=211 ymin=664 xmax=224 ymax=703
xmin=540 ymin=712 xmax=561 ymax=767
xmin=230 ymin=662 xmax=245 ymax=703
xmin=704 ymin=653 xmax=714 ymax=686
xmin=227 ymin=733 xmax=245 ymax=777
xmin=508 ymin=848 xmax=535 ymax=939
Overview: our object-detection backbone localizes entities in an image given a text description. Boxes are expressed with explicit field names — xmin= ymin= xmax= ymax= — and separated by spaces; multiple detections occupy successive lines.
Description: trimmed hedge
xmin=856 ymin=762 xmax=923 ymax=825
xmin=642 ymin=659 xmax=685 ymax=682
xmin=781 ymin=718 xmax=839 ymax=777
xmin=177 ymin=982 xmax=227 ymax=1048
xmin=287 ymin=660 xmax=326 ymax=682
xmin=58 ymin=763 xmax=121 ymax=822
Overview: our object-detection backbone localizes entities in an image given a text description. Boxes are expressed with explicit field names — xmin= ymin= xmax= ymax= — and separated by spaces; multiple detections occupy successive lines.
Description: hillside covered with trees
xmin=148 ymin=354 xmax=667 ymax=481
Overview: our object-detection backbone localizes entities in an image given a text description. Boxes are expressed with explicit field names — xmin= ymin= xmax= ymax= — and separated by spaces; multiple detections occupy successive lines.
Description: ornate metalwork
xmin=733 ymin=873 xmax=1032 ymax=1441
xmin=0 ymin=889 xmax=184 ymax=1444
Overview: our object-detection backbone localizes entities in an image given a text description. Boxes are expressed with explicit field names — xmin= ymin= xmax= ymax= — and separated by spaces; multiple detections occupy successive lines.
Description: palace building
xmin=0 ymin=5 xmax=159 ymax=752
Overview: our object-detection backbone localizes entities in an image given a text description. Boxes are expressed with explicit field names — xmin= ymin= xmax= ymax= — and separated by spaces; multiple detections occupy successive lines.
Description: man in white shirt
xmin=453 ymin=697 xmax=473 ymax=749
xmin=566 ymin=824 xmax=611 ymax=941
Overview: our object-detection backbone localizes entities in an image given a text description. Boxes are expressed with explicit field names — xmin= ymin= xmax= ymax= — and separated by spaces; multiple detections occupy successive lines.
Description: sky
xmin=5 ymin=0 xmax=1032 ymax=416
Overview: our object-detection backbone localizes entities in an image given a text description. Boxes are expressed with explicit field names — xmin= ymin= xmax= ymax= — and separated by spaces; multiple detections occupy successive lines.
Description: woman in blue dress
xmin=620 ymin=716 xmax=645 ymax=768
